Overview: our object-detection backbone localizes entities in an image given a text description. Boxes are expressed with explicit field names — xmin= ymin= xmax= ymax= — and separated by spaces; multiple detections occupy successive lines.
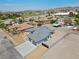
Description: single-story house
xmin=3 ymin=19 xmax=15 ymax=25
xmin=34 ymin=17 xmax=52 ymax=25
xmin=9 ymin=22 xmax=33 ymax=31
xmin=27 ymin=26 xmax=53 ymax=45
xmin=54 ymin=12 xmax=69 ymax=16
xmin=14 ymin=22 xmax=33 ymax=31
xmin=54 ymin=12 xmax=77 ymax=18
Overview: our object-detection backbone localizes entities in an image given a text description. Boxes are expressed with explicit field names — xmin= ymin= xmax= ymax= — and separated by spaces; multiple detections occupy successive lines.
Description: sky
xmin=0 ymin=0 xmax=79 ymax=11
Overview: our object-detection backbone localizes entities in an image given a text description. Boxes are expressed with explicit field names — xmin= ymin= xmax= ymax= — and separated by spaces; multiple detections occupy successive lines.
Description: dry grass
xmin=12 ymin=32 xmax=27 ymax=46
xmin=24 ymin=45 xmax=48 ymax=59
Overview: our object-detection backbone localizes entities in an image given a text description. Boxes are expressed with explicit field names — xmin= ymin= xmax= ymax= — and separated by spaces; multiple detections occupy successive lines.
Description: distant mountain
xmin=49 ymin=7 xmax=79 ymax=13
xmin=22 ymin=6 xmax=79 ymax=14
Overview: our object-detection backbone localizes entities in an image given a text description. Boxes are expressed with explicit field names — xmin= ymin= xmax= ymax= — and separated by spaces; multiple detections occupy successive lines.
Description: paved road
xmin=41 ymin=32 xmax=79 ymax=59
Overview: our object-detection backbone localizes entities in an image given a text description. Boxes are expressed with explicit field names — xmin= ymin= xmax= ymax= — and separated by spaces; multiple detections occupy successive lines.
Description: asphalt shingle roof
xmin=28 ymin=26 xmax=52 ymax=43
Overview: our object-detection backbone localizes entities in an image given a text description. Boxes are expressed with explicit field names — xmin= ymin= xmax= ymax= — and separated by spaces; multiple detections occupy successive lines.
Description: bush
xmin=69 ymin=12 xmax=74 ymax=17
xmin=74 ymin=18 xmax=79 ymax=25
xmin=50 ymin=20 xmax=57 ymax=24
xmin=0 ymin=21 xmax=6 ymax=29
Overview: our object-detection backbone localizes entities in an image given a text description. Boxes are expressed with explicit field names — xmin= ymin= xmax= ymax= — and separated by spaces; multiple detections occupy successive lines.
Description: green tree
xmin=0 ymin=21 xmax=6 ymax=29
xmin=47 ymin=11 xmax=51 ymax=16
xmin=75 ymin=11 xmax=79 ymax=18
xmin=69 ymin=12 xmax=74 ymax=17
xmin=74 ymin=18 xmax=79 ymax=26
xmin=18 ymin=19 xmax=24 ymax=24
xmin=50 ymin=20 xmax=57 ymax=24
xmin=74 ymin=11 xmax=79 ymax=26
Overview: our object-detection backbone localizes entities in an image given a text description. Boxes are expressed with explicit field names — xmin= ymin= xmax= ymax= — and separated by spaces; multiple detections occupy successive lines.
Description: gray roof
xmin=28 ymin=26 xmax=52 ymax=43
xmin=25 ymin=27 xmax=37 ymax=32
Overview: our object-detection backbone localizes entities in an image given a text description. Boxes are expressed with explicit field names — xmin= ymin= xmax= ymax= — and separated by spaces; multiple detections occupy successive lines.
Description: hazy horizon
xmin=0 ymin=0 xmax=79 ymax=12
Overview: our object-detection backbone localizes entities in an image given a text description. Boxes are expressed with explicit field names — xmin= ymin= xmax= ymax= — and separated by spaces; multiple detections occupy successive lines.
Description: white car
xmin=53 ymin=23 xmax=61 ymax=27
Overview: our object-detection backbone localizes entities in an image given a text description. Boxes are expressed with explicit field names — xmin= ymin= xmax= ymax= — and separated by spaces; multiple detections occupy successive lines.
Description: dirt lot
xmin=24 ymin=45 xmax=48 ymax=59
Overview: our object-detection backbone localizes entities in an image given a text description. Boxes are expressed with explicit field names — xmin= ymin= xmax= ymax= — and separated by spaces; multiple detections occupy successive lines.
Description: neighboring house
xmin=4 ymin=19 xmax=15 ymax=25
xmin=27 ymin=26 xmax=53 ymax=45
xmin=58 ymin=16 xmax=74 ymax=26
xmin=34 ymin=17 xmax=52 ymax=25
xmin=29 ymin=16 xmax=53 ymax=26
xmin=9 ymin=22 xmax=33 ymax=31
xmin=54 ymin=12 xmax=69 ymax=17
xmin=54 ymin=12 xmax=74 ymax=26
xmin=7 ymin=22 xmax=33 ymax=35
xmin=53 ymin=12 xmax=77 ymax=19
xmin=14 ymin=22 xmax=33 ymax=31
